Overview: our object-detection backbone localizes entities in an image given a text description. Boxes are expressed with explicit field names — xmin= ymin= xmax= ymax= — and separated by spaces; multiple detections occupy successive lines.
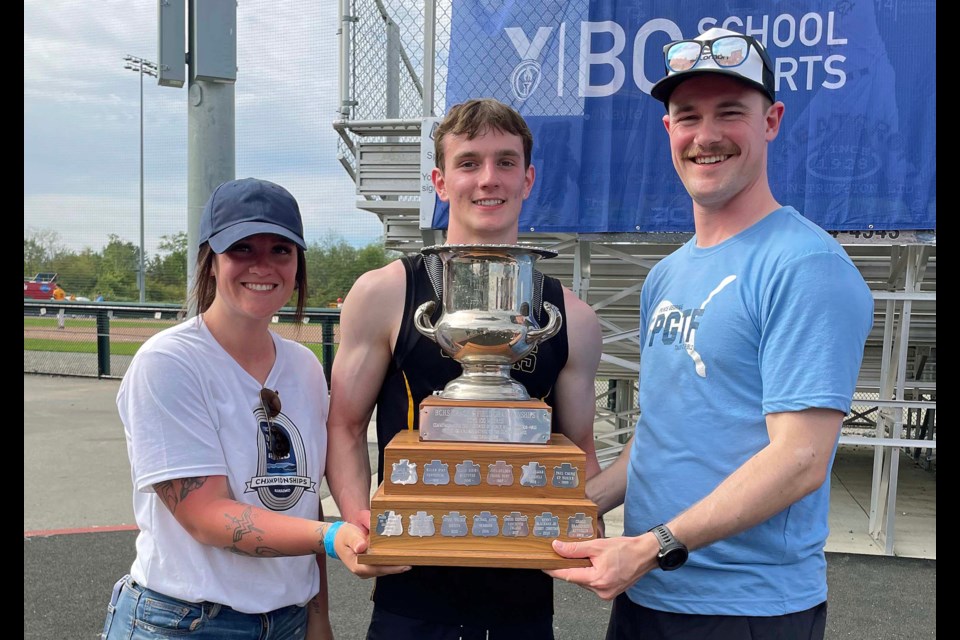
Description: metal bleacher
xmin=334 ymin=0 xmax=935 ymax=556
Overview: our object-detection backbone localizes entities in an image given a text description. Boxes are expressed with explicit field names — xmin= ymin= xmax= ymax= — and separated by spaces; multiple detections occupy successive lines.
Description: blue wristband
xmin=323 ymin=521 xmax=345 ymax=559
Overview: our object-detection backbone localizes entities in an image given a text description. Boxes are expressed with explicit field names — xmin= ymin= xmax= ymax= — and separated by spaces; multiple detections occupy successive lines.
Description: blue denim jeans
xmin=101 ymin=575 xmax=307 ymax=639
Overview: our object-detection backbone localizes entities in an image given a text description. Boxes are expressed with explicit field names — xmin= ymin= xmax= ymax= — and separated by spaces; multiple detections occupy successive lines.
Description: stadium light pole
xmin=124 ymin=55 xmax=158 ymax=303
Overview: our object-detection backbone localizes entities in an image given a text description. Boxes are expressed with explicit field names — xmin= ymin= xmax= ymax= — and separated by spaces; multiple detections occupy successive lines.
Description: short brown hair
xmin=434 ymin=98 xmax=533 ymax=172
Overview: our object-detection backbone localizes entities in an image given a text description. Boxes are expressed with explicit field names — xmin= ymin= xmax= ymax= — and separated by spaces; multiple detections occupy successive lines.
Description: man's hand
xmin=545 ymin=535 xmax=657 ymax=601
xmin=349 ymin=509 xmax=371 ymax=535
xmin=334 ymin=521 xmax=410 ymax=579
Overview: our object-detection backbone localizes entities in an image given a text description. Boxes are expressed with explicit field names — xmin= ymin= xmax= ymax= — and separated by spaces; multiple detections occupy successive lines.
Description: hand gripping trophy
xmin=358 ymin=245 xmax=598 ymax=569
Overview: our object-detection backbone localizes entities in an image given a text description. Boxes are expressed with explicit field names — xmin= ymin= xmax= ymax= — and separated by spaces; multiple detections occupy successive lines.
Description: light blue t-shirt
xmin=625 ymin=206 xmax=873 ymax=616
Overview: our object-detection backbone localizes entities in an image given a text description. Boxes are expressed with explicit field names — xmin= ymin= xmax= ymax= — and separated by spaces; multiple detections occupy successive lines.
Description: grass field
xmin=24 ymin=332 xmax=328 ymax=362
xmin=24 ymin=311 xmax=337 ymax=374
xmin=24 ymin=338 xmax=143 ymax=356
xmin=24 ymin=317 xmax=178 ymax=330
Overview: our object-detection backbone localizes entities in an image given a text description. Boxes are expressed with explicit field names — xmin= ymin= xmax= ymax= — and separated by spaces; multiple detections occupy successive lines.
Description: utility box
xmin=157 ymin=0 xmax=186 ymax=87
xmin=192 ymin=0 xmax=237 ymax=83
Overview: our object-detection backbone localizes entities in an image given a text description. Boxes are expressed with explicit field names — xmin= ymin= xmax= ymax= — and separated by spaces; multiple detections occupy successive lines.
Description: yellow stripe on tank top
xmin=403 ymin=371 xmax=414 ymax=430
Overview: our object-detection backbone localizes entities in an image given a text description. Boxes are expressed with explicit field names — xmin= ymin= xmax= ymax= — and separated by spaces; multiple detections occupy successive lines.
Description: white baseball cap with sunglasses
xmin=651 ymin=27 xmax=776 ymax=106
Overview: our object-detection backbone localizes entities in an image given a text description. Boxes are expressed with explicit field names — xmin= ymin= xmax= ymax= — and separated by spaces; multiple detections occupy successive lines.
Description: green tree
xmin=147 ymin=232 xmax=188 ymax=303
xmin=304 ymin=236 xmax=398 ymax=307
xmin=51 ymin=249 xmax=101 ymax=297
xmin=24 ymin=227 xmax=66 ymax=276
xmin=23 ymin=227 xmax=396 ymax=306
xmin=97 ymin=235 xmax=140 ymax=301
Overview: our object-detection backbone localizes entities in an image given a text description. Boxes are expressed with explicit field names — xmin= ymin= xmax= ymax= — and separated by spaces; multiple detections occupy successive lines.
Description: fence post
xmin=96 ymin=309 xmax=111 ymax=377
xmin=322 ymin=317 xmax=335 ymax=382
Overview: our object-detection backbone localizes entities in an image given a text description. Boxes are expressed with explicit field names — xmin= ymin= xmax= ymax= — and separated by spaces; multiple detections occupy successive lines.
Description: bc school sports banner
xmin=431 ymin=0 xmax=935 ymax=233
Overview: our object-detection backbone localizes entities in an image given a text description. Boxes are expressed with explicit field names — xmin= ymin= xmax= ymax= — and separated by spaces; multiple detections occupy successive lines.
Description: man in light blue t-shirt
xmin=549 ymin=27 xmax=874 ymax=640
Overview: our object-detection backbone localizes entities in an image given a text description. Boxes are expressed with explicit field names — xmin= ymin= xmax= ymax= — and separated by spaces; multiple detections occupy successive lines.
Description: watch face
xmin=661 ymin=546 xmax=688 ymax=571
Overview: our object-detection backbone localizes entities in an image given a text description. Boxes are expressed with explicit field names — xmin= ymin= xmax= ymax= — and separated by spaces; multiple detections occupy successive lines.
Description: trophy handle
xmin=413 ymin=300 xmax=438 ymax=340
xmin=526 ymin=301 xmax=562 ymax=344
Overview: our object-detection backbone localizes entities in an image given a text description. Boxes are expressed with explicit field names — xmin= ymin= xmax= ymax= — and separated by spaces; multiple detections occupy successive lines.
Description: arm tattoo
xmin=226 ymin=506 xmax=264 ymax=543
xmin=153 ymin=477 xmax=207 ymax=514
xmin=154 ymin=481 xmax=178 ymax=513
xmin=179 ymin=477 xmax=206 ymax=500
xmin=224 ymin=544 xmax=284 ymax=557
xmin=222 ymin=506 xmax=283 ymax=557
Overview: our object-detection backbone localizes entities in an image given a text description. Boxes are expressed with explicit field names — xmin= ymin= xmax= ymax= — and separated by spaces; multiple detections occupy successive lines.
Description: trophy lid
xmin=421 ymin=243 xmax=557 ymax=260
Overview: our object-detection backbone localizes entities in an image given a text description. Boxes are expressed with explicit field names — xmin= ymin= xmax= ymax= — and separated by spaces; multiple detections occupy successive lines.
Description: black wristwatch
xmin=648 ymin=524 xmax=688 ymax=571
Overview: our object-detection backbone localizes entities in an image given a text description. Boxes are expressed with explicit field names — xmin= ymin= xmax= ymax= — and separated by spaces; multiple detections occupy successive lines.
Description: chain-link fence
xmin=336 ymin=0 xmax=442 ymax=203
xmin=24 ymin=302 xmax=341 ymax=382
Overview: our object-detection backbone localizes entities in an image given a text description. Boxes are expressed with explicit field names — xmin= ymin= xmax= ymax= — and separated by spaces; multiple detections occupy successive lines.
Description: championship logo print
xmin=246 ymin=408 xmax=317 ymax=510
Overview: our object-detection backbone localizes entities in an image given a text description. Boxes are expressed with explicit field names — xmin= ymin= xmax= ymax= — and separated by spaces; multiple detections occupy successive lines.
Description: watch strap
xmin=649 ymin=524 xmax=675 ymax=549
xmin=648 ymin=523 xmax=688 ymax=571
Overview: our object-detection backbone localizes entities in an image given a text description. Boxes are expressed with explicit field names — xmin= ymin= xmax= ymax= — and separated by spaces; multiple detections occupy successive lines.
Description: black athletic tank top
xmin=371 ymin=253 xmax=569 ymax=626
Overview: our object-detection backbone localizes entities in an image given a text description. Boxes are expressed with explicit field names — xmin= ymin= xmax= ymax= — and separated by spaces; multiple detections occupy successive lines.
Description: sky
xmin=24 ymin=0 xmax=384 ymax=257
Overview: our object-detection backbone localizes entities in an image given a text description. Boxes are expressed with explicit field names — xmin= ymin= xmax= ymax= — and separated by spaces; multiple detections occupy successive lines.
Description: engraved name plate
xmin=502 ymin=512 xmax=530 ymax=537
xmin=390 ymin=459 xmax=418 ymax=485
xmin=519 ymin=461 xmax=547 ymax=487
xmin=454 ymin=460 xmax=482 ymax=486
xmin=567 ymin=513 xmax=594 ymax=539
xmin=420 ymin=404 xmax=551 ymax=443
xmin=472 ymin=511 xmax=500 ymax=537
xmin=375 ymin=511 xmax=403 ymax=536
xmin=423 ymin=460 xmax=450 ymax=486
xmin=533 ymin=512 xmax=560 ymax=538
xmin=486 ymin=460 xmax=514 ymax=487
xmin=551 ymin=462 xmax=579 ymax=489
xmin=409 ymin=511 xmax=436 ymax=537
xmin=441 ymin=512 xmax=468 ymax=537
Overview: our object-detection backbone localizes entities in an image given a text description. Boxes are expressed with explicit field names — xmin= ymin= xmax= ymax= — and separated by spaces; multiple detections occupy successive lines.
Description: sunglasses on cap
xmin=664 ymin=34 xmax=773 ymax=74
xmin=259 ymin=387 xmax=291 ymax=459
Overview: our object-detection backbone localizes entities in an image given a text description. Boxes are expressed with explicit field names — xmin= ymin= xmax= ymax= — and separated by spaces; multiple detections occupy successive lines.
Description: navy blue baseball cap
xmin=199 ymin=178 xmax=307 ymax=253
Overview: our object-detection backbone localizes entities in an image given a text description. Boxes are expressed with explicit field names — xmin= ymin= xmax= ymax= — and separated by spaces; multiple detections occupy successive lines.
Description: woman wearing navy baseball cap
xmin=101 ymin=178 xmax=406 ymax=639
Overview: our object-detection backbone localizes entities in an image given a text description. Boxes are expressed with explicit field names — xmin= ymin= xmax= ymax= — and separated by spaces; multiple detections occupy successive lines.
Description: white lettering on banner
xmin=505 ymin=26 xmax=554 ymax=60
xmin=557 ymin=22 xmax=565 ymax=96
xmin=777 ymin=55 xmax=845 ymax=91
xmin=799 ymin=13 xmax=823 ymax=46
xmin=706 ymin=15 xmax=768 ymax=39
xmin=773 ymin=14 xmax=797 ymax=47
xmin=821 ymin=55 xmax=845 ymax=89
xmin=506 ymin=11 xmax=850 ymax=101
xmin=579 ymin=21 xmax=626 ymax=97
xmin=632 ymin=18 xmax=682 ymax=94
xmin=699 ymin=12 xmax=847 ymax=47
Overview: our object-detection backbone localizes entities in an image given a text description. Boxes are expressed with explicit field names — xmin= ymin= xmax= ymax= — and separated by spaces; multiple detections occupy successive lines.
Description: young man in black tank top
xmin=326 ymin=98 xmax=603 ymax=639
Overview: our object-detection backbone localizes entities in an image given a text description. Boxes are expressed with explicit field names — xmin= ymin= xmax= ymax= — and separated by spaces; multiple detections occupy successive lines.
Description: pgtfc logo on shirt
xmin=647 ymin=275 xmax=736 ymax=378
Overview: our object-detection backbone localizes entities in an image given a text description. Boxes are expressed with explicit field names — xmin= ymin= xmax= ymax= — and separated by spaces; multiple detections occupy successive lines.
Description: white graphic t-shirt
xmin=117 ymin=317 xmax=328 ymax=613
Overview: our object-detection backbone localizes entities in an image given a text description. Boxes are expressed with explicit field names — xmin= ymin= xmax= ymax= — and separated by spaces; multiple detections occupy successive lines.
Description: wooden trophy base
xmin=358 ymin=429 xmax=598 ymax=569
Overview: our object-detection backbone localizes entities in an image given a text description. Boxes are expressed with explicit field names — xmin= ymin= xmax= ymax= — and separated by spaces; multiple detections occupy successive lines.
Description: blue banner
xmin=436 ymin=0 xmax=936 ymax=233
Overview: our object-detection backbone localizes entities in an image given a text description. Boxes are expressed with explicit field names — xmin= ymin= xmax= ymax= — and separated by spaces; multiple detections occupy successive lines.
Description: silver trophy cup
xmin=414 ymin=244 xmax=562 ymax=401
xmin=357 ymin=244 xmax=598 ymax=568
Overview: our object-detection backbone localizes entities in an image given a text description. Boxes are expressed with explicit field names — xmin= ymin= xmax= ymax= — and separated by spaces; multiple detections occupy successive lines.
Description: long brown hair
xmin=188 ymin=242 xmax=308 ymax=323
